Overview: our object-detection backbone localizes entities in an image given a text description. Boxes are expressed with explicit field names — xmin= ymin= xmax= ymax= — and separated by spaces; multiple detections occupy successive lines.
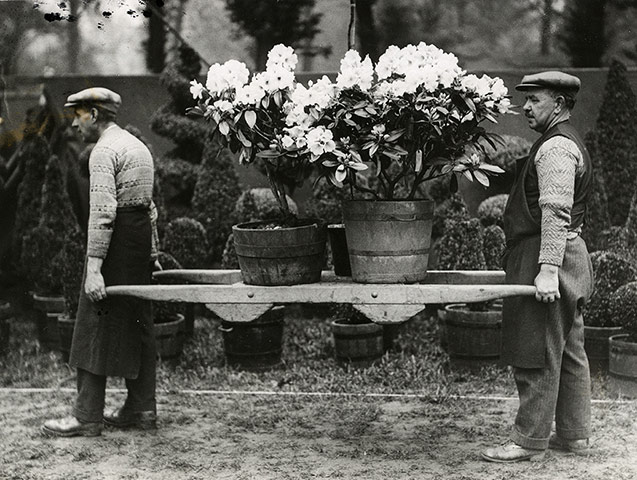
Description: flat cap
xmin=515 ymin=71 xmax=581 ymax=93
xmin=64 ymin=87 xmax=121 ymax=114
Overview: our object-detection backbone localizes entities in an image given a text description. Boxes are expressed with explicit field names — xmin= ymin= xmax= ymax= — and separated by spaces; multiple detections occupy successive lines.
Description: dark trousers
xmin=73 ymin=342 xmax=157 ymax=423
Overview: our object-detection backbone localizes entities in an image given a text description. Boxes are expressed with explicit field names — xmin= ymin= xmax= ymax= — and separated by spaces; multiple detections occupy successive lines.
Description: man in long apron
xmin=482 ymin=72 xmax=595 ymax=462
xmin=43 ymin=87 xmax=160 ymax=437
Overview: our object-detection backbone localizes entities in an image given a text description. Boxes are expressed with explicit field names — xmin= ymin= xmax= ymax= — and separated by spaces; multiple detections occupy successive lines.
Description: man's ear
xmin=89 ymin=108 xmax=99 ymax=122
xmin=554 ymin=95 xmax=565 ymax=113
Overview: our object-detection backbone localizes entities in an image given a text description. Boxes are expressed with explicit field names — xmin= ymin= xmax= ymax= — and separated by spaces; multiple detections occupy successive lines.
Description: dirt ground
xmin=0 ymin=388 xmax=636 ymax=480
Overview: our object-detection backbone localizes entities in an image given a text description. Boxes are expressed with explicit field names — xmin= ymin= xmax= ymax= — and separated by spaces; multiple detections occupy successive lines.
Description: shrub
xmin=584 ymin=251 xmax=637 ymax=327
xmin=58 ymin=229 xmax=86 ymax=318
xmin=232 ymin=188 xmax=298 ymax=224
xmin=478 ymin=134 xmax=532 ymax=173
xmin=437 ymin=218 xmax=486 ymax=271
xmin=432 ymin=193 xmax=470 ymax=239
xmin=477 ymin=194 xmax=508 ymax=228
xmin=304 ymin=179 xmax=349 ymax=224
xmin=150 ymin=45 xmax=210 ymax=220
xmin=12 ymin=135 xmax=50 ymax=267
xmin=191 ymin=140 xmax=242 ymax=263
xmin=608 ymin=282 xmax=637 ymax=341
xmin=588 ymin=59 xmax=637 ymax=226
xmin=21 ymin=154 xmax=80 ymax=295
xmin=483 ymin=225 xmax=506 ymax=270
xmin=153 ymin=252 xmax=184 ymax=322
xmin=162 ymin=217 xmax=209 ymax=269
xmin=581 ymin=131 xmax=611 ymax=252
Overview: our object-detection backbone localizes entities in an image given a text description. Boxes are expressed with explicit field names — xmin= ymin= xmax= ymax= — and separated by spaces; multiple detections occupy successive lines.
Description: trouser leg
xmin=73 ymin=368 xmax=106 ymax=423
xmin=555 ymin=311 xmax=591 ymax=440
xmin=123 ymin=320 xmax=157 ymax=413
xmin=512 ymin=363 xmax=560 ymax=450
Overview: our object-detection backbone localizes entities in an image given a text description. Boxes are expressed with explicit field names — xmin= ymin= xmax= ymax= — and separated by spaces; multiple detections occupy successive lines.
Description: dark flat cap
xmin=64 ymin=87 xmax=122 ymax=114
xmin=515 ymin=71 xmax=581 ymax=93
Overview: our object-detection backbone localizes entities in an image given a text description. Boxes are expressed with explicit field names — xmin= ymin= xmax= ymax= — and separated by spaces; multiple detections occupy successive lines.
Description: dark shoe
xmin=103 ymin=407 xmax=157 ymax=430
xmin=481 ymin=443 xmax=546 ymax=463
xmin=549 ymin=434 xmax=595 ymax=455
xmin=42 ymin=416 xmax=102 ymax=437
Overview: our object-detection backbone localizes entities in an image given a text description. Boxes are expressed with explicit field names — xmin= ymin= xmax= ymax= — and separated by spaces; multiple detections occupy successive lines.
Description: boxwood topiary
xmin=432 ymin=193 xmax=471 ymax=240
xmin=588 ymin=59 xmax=637 ymax=226
xmin=57 ymin=229 xmax=86 ymax=319
xmin=483 ymin=225 xmax=506 ymax=270
xmin=608 ymin=282 xmax=637 ymax=341
xmin=477 ymin=194 xmax=508 ymax=228
xmin=437 ymin=218 xmax=486 ymax=271
xmin=584 ymin=251 xmax=637 ymax=327
xmin=191 ymin=140 xmax=242 ymax=264
xmin=162 ymin=217 xmax=209 ymax=269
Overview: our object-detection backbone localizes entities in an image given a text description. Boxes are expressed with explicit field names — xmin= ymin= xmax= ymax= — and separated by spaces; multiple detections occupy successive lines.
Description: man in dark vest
xmin=482 ymin=72 xmax=595 ymax=462
xmin=42 ymin=87 xmax=159 ymax=437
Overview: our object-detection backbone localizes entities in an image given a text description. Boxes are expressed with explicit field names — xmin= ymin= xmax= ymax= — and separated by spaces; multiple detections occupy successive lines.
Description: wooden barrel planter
xmin=219 ymin=306 xmax=285 ymax=370
xmin=342 ymin=200 xmax=434 ymax=283
xmin=57 ymin=314 xmax=76 ymax=363
xmin=233 ymin=219 xmax=327 ymax=286
xmin=444 ymin=303 xmax=502 ymax=369
xmin=327 ymin=224 xmax=351 ymax=276
xmin=584 ymin=325 xmax=623 ymax=375
xmin=154 ymin=314 xmax=185 ymax=359
xmin=0 ymin=301 xmax=12 ymax=355
xmin=609 ymin=334 xmax=637 ymax=398
xmin=331 ymin=319 xmax=384 ymax=367
xmin=33 ymin=293 xmax=65 ymax=350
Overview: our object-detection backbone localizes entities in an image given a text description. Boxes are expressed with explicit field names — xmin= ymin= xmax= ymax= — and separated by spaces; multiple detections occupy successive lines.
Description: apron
xmin=69 ymin=206 xmax=153 ymax=378
xmin=501 ymin=122 xmax=594 ymax=368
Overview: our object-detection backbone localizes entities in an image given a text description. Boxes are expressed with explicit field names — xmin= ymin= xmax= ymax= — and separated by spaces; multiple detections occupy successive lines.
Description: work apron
xmin=501 ymin=154 xmax=593 ymax=368
xmin=69 ymin=206 xmax=154 ymax=379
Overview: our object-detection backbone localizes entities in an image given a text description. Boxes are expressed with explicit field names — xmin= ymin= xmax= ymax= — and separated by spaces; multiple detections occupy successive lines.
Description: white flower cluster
xmin=286 ymin=76 xmax=337 ymax=128
xmin=374 ymin=42 xmax=464 ymax=96
xmin=461 ymin=74 xmax=511 ymax=113
xmin=204 ymin=59 xmax=250 ymax=96
xmin=336 ymin=50 xmax=374 ymax=91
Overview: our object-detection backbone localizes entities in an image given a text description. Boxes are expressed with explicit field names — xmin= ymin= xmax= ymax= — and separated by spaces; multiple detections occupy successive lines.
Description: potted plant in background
xmin=583 ymin=251 xmax=636 ymax=374
xmin=437 ymin=206 xmax=506 ymax=369
xmin=56 ymin=228 xmax=86 ymax=363
xmin=330 ymin=303 xmax=385 ymax=368
xmin=607 ymin=281 xmax=637 ymax=398
xmin=161 ymin=217 xmax=209 ymax=336
xmin=189 ymin=44 xmax=329 ymax=285
xmin=310 ymin=43 xmax=511 ymax=283
xmin=21 ymin=154 xmax=80 ymax=350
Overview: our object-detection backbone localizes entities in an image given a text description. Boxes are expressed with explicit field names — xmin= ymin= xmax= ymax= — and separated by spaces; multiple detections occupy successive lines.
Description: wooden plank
xmin=106 ymin=282 xmax=535 ymax=305
xmin=153 ymin=269 xmax=243 ymax=285
xmin=152 ymin=269 xmax=506 ymax=285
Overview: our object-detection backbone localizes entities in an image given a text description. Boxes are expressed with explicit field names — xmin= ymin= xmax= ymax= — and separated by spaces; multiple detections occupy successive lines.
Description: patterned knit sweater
xmin=535 ymin=135 xmax=584 ymax=266
xmin=87 ymin=125 xmax=158 ymax=259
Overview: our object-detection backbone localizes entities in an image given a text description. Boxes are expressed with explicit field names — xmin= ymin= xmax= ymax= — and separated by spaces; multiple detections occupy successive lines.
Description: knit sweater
xmin=87 ymin=125 xmax=158 ymax=259
xmin=535 ymin=135 xmax=584 ymax=266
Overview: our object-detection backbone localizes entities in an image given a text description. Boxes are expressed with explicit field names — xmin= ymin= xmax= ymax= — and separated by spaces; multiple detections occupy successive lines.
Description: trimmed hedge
xmin=608 ymin=282 xmax=637 ymax=340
